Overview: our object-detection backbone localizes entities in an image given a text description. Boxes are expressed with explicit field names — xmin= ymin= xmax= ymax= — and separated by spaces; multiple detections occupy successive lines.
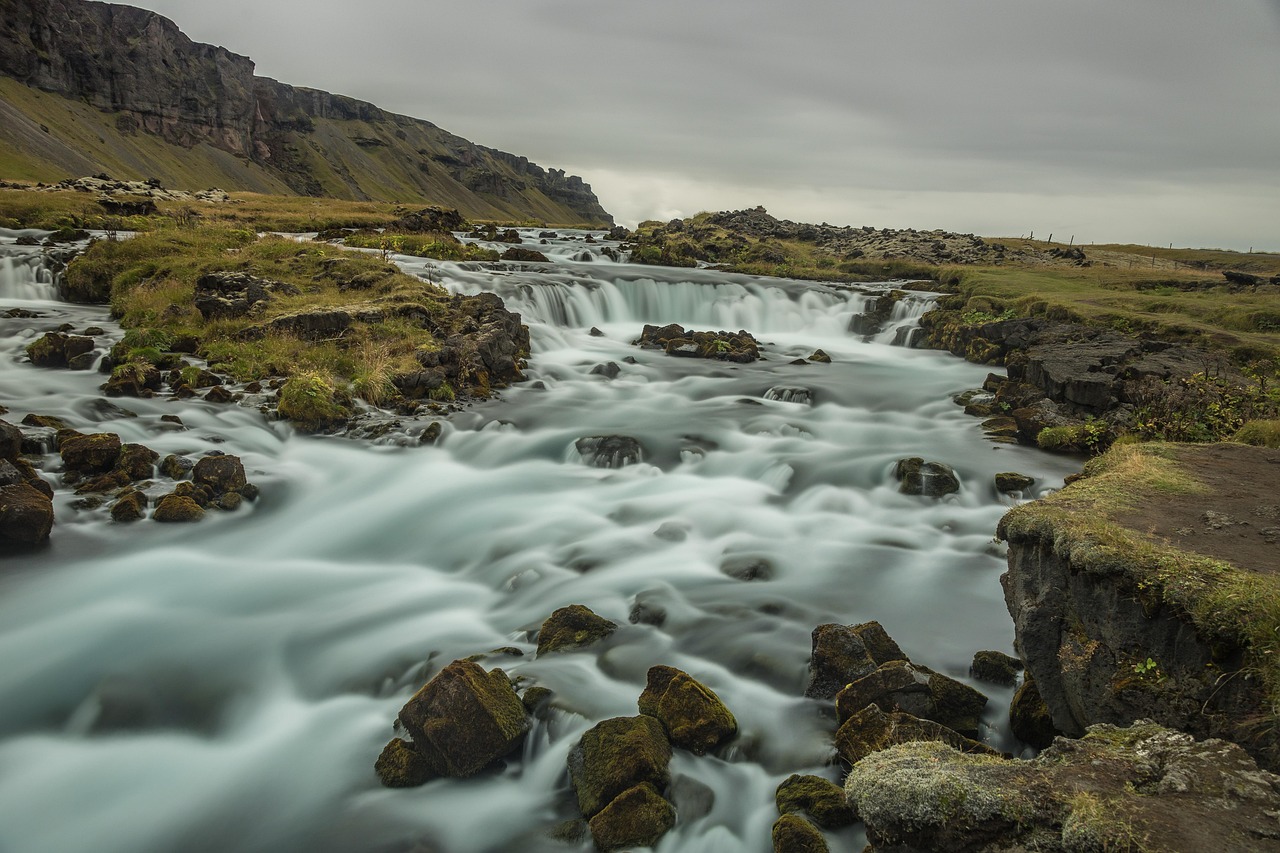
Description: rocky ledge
xmin=999 ymin=441 xmax=1280 ymax=771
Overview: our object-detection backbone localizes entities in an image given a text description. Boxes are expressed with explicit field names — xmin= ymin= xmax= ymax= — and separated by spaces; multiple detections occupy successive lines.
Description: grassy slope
xmin=0 ymin=77 xmax=605 ymax=226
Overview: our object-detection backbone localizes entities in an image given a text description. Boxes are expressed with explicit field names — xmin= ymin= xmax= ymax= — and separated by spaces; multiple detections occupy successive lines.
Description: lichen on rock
xmin=637 ymin=665 xmax=737 ymax=755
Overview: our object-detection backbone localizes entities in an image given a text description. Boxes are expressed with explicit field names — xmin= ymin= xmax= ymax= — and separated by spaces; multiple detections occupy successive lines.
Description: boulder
xmin=499 ymin=247 xmax=549 ymax=262
xmin=1009 ymin=674 xmax=1061 ymax=749
xmin=104 ymin=362 xmax=162 ymax=397
xmin=536 ymin=604 xmax=617 ymax=655
xmin=0 ymin=419 xmax=23 ymax=460
xmin=59 ymin=432 xmax=122 ymax=475
xmin=26 ymin=332 xmax=95 ymax=368
xmin=392 ymin=660 xmax=528 ymax=780
xmin=0 ymin=483 xmax=54 ymax=545
xmin=586 ymin=782 xmax=675 ymax=851
xmin=637 ymin=665 xmax=737 ymax=755
xmin=845 ymin=723 xmax=1280 ymax=853
xmin=388 ymin=206 xmax=466 ymax=233
xmin=567 ymin=715 xmax=671 ymax=818
xmin=152 ymin=494 xmax=205 ymax=523
xmin=193 ymin=271 xmax=277 ymax=320
xmin=720 ymin=555 xmax=773 ymax=581
xmin=808 ymin=349 xmax=831 ymax=363
xmin=110 ymin=489 xmax=147 ymax=523
xmin=159 ymin=454 xmax=194 ymax=480
xmin=634 ymin=323 xmax=761 ymax=362
xmin=775 ymin=774 xmax=855 ymax=829
xmin=771 ymin=814 xmax=829 ymax=853
xmin=894 ymin=457 xmax=960 ymax=497
xmin=835 ymin=659 xmax=989 ymax=738
xmin=994 ymin=472 xmax=1035 ymax=493
xmin=835 ymin=703 xmax=1000 ymax=766
xmin=374 ymin=737 xmax=435 ymax=788
xmin=970 ymin=650 xmax=1023 ymax=687
xmin=805 ymin=621 xmax=906 ymax=700
xmin=589 ymin=361 xmax=620 ymax=379
xmin=115 ymin=444 xmax=159 ymax=481
xmin=193 ymin=454 xmax=247 ymax=495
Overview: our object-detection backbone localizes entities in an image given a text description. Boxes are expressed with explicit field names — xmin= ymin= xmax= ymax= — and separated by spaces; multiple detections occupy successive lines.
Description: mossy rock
xmin=374 ymin=737 xmax=435 ymax=788
xmin=0 ymin=482 xmax=54 ymax=545
xmin=193 ymin=454 xmax=247 ymax=495
xmin=586 ymin=782 xmax=675 ymax=851
xmin=853 ymin=621 xmax=908 ymax=666
xmin=775 ymin=774 xmax=854 ymax=829
xmin=277 ymin=373 xmax=352 ymax=432
xmin=394 ymin=659 xmax=528 ymax=779
xmin=159 ymin=454 xmax=194 ymax=480
xmin=110 ymin=489 xmax=147 ymax=523
xmin=994 ymin=472 xmax=1035 ymax=493
xmin=771 ymin=813 xmax=829 ymax=853
xmin=835 ymin=659 xmax=989 ymax=738
xmin=536 ymin=604 xmax=617 ymax=656
xmin=104 ymin=362 xmax=162 ymax=397
xmin=970 ymin=650 xmax=1023 ymax=687
xmin=808 ymin=349 xmax=831 ymax=364
xmin=115 ymin=443 xmax=159 ymax=481
xmin=152 ymin=494 xmax=205 ymax=523
xmin=805 ymin=622 xmax=880 ymax=700
xmin=637 ymin=665 xmax=737 ymax=755
xmin=567 ymin=715 xmax=671 ymax=818
xmin=59 ymin=431 xmax=122 ymax=475
xmin=835 ymin=703 xmax=1000 ymax=766
xmin=1010 ymin=674 xmax=1060 ymax=749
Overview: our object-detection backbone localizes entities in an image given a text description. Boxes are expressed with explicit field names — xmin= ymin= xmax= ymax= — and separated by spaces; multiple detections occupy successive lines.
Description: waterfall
xmin=0 ymin=238 xmax=61 ymax=302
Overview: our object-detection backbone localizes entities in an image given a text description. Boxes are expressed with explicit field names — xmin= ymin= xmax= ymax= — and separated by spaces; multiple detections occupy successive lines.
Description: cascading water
xmin=0 ymin=228 xmax=1081 ymax=853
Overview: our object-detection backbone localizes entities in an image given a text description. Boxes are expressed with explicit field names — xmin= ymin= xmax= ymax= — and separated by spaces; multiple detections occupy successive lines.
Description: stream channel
xmin=0 ymin=228 xmax=1081 ymax=852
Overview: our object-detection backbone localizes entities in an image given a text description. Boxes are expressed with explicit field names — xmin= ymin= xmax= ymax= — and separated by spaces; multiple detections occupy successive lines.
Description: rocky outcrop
xmin=0 ymin=0 xmax=612 ymax=224
xmin=845 ymin=722 xmax=1280 ymax=853
xmin=634 ymin=323 xmax=761 ymax=362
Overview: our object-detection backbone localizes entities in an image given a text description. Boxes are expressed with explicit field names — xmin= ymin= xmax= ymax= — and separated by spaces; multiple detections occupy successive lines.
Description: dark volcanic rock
xmin=59 ymin=431 xmax=122 ymax=475
xmin=835 ymin=659 xmax=990 ymax=738
xmin=894 ymin=457 xmax=960 ymax=497
xmin=775 ymin=774 xmax=855 ymax=829
xmin=193 ymin=454 xmax=247 ymax=495
xmin=586 ymin=782 xmax=675 ymax=852
xmin=835 ymin=703 xmax=999 ymax=766
xmin=537 ymin=604 xmax=617 ymax=655
xmin=390 ymin=659 xmax=529 ymax=781
xmin=634 ymin=322 xmax=761 ymax=362
xmin=970 ymin=650 xmax=1023 ymax=687
xmin=152 ymin=494 xmax=205 ymax=522
xmin=193 ymin=272 xmax=280 ymax=320
xmin=637 ymin=665 xmax=737 ymax=755
xmin=574 ymin=435 xmax=642 ymax=468
xmin=26 ymin=332 xmax=94 ymax=368
xmin=806 ymin=621 xmax=907 ymax=700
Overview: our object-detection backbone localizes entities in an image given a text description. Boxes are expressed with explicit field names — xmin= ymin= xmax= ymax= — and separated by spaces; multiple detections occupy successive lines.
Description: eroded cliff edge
xmin=999 ymin=441 xmax=1280 ymax=770
xmin=0 ymin=0 xmax=612 ymax=224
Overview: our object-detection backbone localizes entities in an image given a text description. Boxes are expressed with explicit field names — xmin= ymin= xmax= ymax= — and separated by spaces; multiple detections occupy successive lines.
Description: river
xmin=0 ymin=228 xmax=1080 ymax=852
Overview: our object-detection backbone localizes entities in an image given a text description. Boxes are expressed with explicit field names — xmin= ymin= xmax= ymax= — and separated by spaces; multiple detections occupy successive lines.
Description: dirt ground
xmin=1113 ymin=443 xmax=1280 ymax=574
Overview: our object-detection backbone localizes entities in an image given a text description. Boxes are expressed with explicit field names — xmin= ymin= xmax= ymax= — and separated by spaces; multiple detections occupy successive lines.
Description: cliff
xmin=998 ymin=441 xmax=1280 ymax=771
xmin=0 ymin=0 xmax=612 ymax=225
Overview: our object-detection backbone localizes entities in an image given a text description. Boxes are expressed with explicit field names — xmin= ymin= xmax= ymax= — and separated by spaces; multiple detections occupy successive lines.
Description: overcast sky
xmin=128 ymin=0 xmax=1280 ymax=250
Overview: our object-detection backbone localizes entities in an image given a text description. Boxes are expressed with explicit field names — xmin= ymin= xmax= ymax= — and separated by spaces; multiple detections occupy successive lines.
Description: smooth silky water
xmin=0 ymin=229 xmax=1080 ymax=852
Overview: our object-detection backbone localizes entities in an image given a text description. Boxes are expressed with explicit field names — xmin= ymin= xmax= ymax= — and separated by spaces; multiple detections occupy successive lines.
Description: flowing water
xmin=0 ymin=229 xmax=1080 ymax=853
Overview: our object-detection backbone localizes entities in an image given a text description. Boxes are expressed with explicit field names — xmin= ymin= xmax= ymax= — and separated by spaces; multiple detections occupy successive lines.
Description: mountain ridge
xmin=0 ymin=0 xmax=612 ymax=224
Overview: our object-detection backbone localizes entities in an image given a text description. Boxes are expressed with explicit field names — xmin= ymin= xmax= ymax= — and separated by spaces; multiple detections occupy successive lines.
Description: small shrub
xmin=277 ymin=372 xmax=352 ymax=431
xmin=1234 ymin=420 xmax=1280 ymax=448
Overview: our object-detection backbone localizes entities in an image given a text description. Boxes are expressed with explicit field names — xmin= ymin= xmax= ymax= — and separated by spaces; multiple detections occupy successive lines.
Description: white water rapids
xmin=0 ymin=229 xmax=1080 ymax=853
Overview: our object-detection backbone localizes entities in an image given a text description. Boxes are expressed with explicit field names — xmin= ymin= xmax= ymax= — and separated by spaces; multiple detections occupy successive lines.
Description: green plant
xmin=428 ymin=381 xmax=456 ymax=403
xmin=1132 ymin=657 xmax=1164 ymax=682
xmin=277 ymin=372 xmax=352 ymax=431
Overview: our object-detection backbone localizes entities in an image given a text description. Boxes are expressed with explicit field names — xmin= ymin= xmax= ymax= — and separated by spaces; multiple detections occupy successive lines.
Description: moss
xmin=152 ymin=494 xmax=205 ymax=523
xmin=567 ymin=715 xmax=671 ymax=818
xmin=374 ymin=737 xmax=435 ymax=788
xmin=277 ymin=372 xmax=352 ymax=432
xmin=637 ymin=665 xmax=737 ymax=755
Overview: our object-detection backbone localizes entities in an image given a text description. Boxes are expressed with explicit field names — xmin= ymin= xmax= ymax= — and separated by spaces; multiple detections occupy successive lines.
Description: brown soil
xmin=1113 ymin=443 xmax=1280 ymax=575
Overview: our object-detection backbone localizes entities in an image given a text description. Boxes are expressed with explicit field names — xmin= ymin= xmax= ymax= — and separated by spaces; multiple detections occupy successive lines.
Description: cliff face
xmin=0 ymin=0 xmax=612 ymax=224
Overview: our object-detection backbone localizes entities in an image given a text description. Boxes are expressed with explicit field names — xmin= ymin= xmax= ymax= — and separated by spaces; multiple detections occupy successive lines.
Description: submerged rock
xmin=390 ymin=659 xmax=529 ymax=782
xmin=574 ymin=435 xmax=643 ymax=469
xmin=845 ymin=722 xmax=1280 ymax=853
xmin=536 ymin=604 xmax=618 ymax=655
xmin=637 ymin=665 xmax=737 ymax=755
xmin=894 ymin=457 xmax=960 ymax=497
xmin=775 ymin=774 xmax=855 ymax=829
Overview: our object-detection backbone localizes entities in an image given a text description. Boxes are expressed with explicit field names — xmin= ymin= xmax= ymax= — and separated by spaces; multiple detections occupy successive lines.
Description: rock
xmin=0 ymin=460 xmax=24 ymax=487
xmin=586 ymin=782 xmax=675 ymax=851
xmin=894 ymin=457 xmax=960 ymax=497
xmin=152 ymin=494 xmax=205 ymax=523
xmin=116 ymin=444 xmax=159 ymax=480
xmin=835 ymin=659 xmax=989 ymax=738
xmin=568 ymin=715 xmax=672 ymax=818
xmin=0 ymin=419 xmax=21 ymax=461
xmin=173 ymin=481 xmax=211 ymax=507
xmin=720 ymin=555 xmax=773 ymax=581
xmin=775 ymin=774 xmax=855 ymax=829
xmin=1009 ymin=674 xmax=1061 ymax=749
xmin=970 ymin=650 xmax=1023 ymax=687
xmin=110 ymin=489 xmax=147 ymax=522
xmin=634 ymin=322 xmax=761 ymax=362
xmin=193 ymin=271 xmax=280 ymax=320
xmin=994 ymin=472 xmax=1035 ymax=494
xmin=536 ymin=604 xmax=617 ymax=655
xmin=193 ymin=454 xmax=247 ymax=495
xmin=637 ymin=665 xmax=737 ymax=755
xmin=574 ymin=435 xmax=643 ymax=468
xmin=807 ymin=349 xmax=831 ymax=363
xmin=373 ymin=737 xmax=436 ymax=788
xmin=763 ymin=386 xmax=813 ymax=405
xmin=159 ymin=454 xmax=194 ymax=480
xmin=0 ymin=483 xmax=54 ymax=545
xmin=835 ymin=703 xmax=999 ymax=766
xmin=268 ymin=310 xmax=352 ymax=340
xmin=805 ymin=622 xmax=901 ymax=700
xmin=59 ymin=432 xmax=122 ymax=475
xmin=203 ymin=385 xmax=234 ymax=403
xmin=845 ymin=723 xmax=1280 ymax=853
xmin=392 ymin=660 xmax=529 ymax=780
xmin=104 ymin=362 xmax=162 ymax=397
xmin=419 ymin=422 xmax=442 ymax=445
xmin=388 ymin=206 xmax=466 ymax=233
xmin=589 ymin=361 xmax=620 ymax=379
xmin=499 ymin=247 xmax=549 ymax=262
xmin=588 ymin=327 xmax=605 ymax=337
xmin=26 ymin=332 xmax=94 ymax=368
xmin=771 ymin=814 xmax=829 ymax=853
